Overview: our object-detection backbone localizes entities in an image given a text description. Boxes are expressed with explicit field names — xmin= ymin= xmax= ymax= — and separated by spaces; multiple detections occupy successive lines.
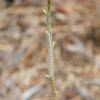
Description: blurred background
xmin=0 ymin=0 xmax=100 ymax=100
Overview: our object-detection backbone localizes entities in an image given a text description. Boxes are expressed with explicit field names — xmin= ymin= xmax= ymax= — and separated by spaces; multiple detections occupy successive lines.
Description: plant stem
xmin=46 ymin=0 xmax=57 ymax=100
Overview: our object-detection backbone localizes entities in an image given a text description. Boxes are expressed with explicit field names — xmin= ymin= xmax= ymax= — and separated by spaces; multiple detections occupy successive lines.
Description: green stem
xmin=46 ymin=0 xmax=57 ymax=100
xmin=47 ymin=0 xmax=51 ymax=33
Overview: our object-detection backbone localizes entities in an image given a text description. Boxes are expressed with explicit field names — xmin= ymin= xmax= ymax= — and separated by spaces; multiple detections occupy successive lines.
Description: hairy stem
xmin=46 ymin=0 xmax=57 ymax=100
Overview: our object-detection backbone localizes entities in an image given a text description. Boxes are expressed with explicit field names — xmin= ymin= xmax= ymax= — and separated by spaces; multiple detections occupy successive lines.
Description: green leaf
xmin=49 ymin=29 xmax=52 ymax=32
xmin=52 ymin=41 xmax=56 ymax=47
xmin=43 ymin=9 xmax=47 ymax=14
xmin=45 ymin=74 xmax=51 ymax=78
xmin=55 ymin=91 xmax=59 ymax=94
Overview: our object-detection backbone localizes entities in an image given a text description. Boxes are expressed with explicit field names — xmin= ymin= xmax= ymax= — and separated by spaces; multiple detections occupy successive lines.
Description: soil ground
xmin=0 ymin=0 xmax=100 ymax=100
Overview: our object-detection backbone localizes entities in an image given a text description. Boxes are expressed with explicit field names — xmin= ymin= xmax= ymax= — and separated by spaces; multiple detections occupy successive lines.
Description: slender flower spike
xmin=45 ymin=0 xmax=57 ymax=100
xmin=46 ymin=31 xmax=53 ymax=77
